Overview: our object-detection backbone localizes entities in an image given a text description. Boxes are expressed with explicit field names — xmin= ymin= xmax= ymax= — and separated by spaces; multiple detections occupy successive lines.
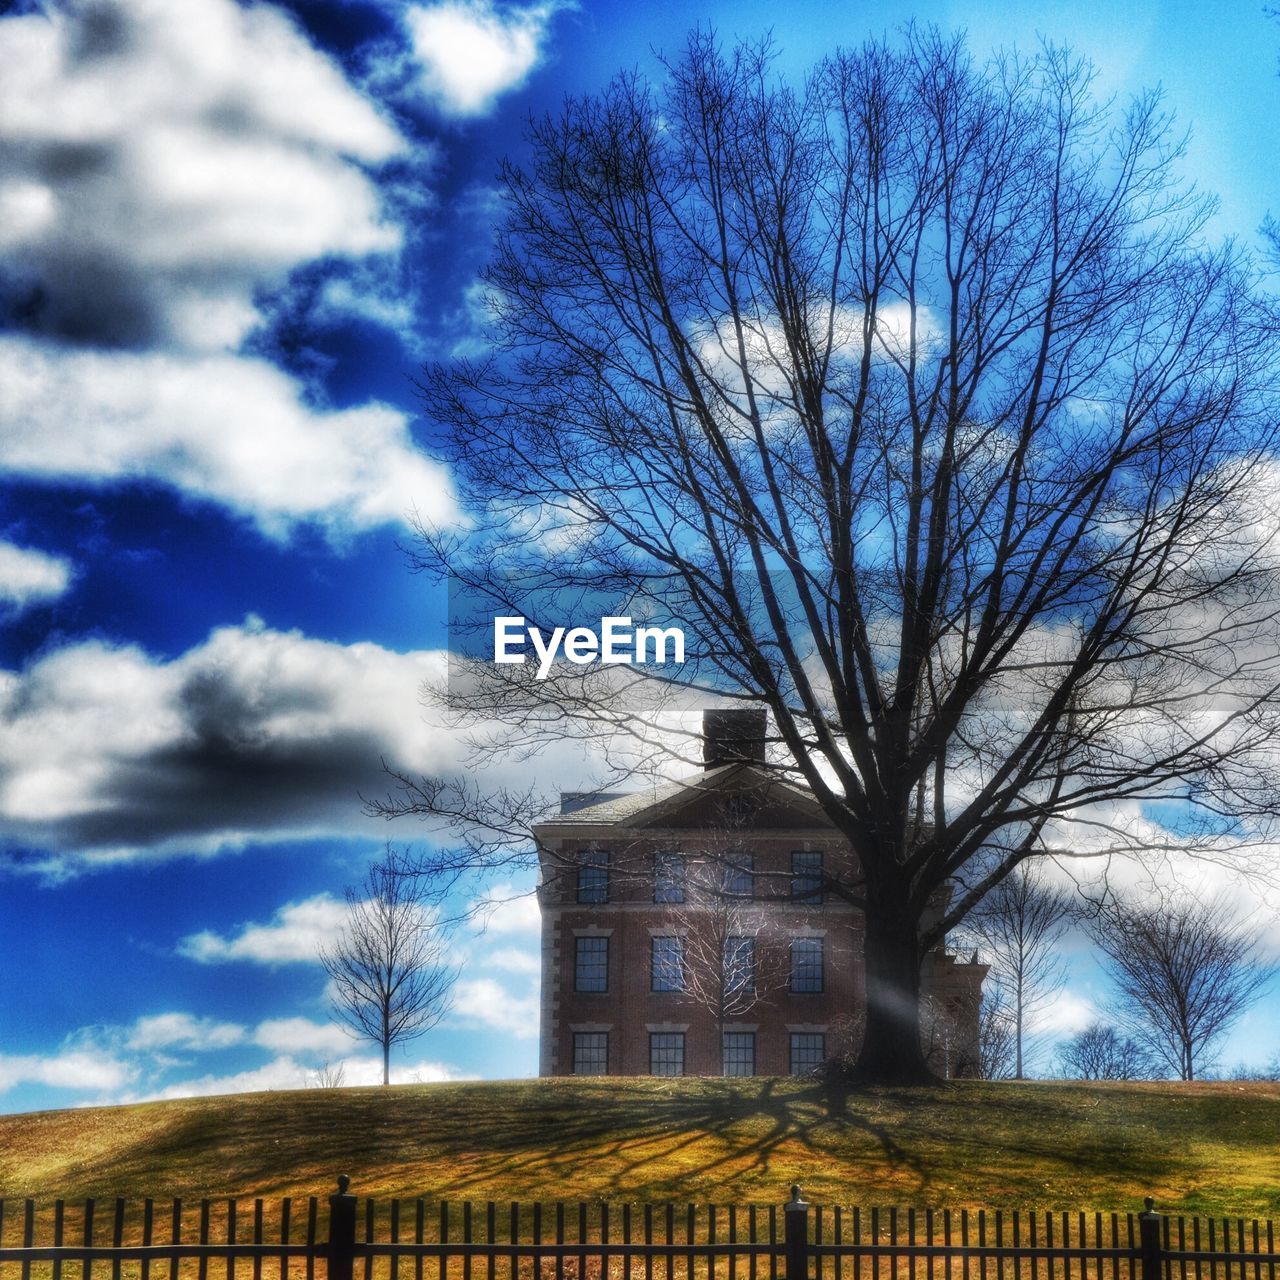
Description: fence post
xmin=1139 ymin=1197 xmax=1162 ymax=1280
xmin=328 ymin=1175 xmax=357 ymax=1280
xmin=785 ymin=1186 xmax=810 ymax=1280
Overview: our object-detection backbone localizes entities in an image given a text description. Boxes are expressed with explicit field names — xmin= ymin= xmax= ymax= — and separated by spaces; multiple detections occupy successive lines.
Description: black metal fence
xmin=0 ymin=1181 xmax=1275 ymax=1280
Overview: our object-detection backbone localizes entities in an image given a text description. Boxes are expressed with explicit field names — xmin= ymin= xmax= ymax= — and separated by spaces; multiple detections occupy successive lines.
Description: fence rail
xmin=0 ymin=1181 xmax=1275 ymax=1280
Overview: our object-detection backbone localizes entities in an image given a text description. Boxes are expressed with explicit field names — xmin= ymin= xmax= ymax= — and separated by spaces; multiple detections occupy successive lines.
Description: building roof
xmin=533 ymin=762 xmax=837 ymax=836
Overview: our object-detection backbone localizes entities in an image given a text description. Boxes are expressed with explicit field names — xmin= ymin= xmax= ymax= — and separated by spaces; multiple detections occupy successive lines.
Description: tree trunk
xmin=853 ymin=887 xmax=936 ymax=1084
xmin=383 ymin=1040 xmax=391 ymax=1086
xmin=1015 ymin=987 xmax=1024 ymax=1080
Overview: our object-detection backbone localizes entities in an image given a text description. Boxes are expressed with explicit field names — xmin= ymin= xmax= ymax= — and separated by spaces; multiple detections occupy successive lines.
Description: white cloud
xmin=0 ymin=1049 xmax=135 ymax=1094
xmin=127 ymin=1012 xmax=245 ymax=1052
xmin=0 ymin=0 xmax=402 ymax=349
xmin=406 ymin=1 xmax=560 ymax=116
xmin=141 ymin=1055 xmax=315 ymax=1100
xmin=180 ymin=896 xmax=348 ymax=966
xmin=0 ymin=0 xmax=458 ymax=540
xmin=0 ymin=1008 xmax=472 ymax=1105
xmin=1027 ymin=988 xmax=1098 ymax=1038
xmin=340 ymin=1055 xmax=469 ymax=1087
xmin=0 ymin=337 xmax=455 ymax=541
xmin=448 ymin=277 xmax=501 ymax=359
xmin=132 ymin=1052 xmax=467 ymax=1102
xmin=252 ymin=1017 xmax=355 ymax=1057
xmin=0 ymin=540 xmax=72 ymax=610
xmin=483 ymin=946 xmax=540 ymax=975
xmin=0 ymin=623 xmax=461 ymax=866
xmin=469 ymin=884 xmax=541 ymax=935
xmin=451 ymin=976 xmax=538 ymax=1038
xmin=0 ymin=623 xmax=630 ymax=871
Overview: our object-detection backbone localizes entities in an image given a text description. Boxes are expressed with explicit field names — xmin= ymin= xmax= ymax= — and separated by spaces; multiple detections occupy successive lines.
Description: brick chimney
xmin=702 ymin=708 xmax=767 ymax=769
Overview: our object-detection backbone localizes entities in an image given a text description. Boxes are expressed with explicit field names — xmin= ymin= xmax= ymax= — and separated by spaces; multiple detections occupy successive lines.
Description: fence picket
xmin=535 ymin=1202 xmax=544 ymax=1280
xmin=21 ymin=1199 xmax=33 ymax=1280
xmin=53 ymin=1201 xmax=65 ymax=1280
xmin=171 ymin=1199 xmax=184 ymax=1280
xmin=509 ymin=1202 xmax=519 ymax=1280
xmin=305 ymin=1198 xmax=317 ymax=1280
xmin=280 ymin=1198 xmax=292 ymax=1280
xmin=141 ymin=1200 xmax=152 ymax=1280
xmin=555 ymin=1202 xmax=564 ymax=1280
xmin=414 ymin=1200 xmax=425 ymax=1280
xmin=226 ymin=1199 xmax=236 ymax=1280
xmin=769 ymin=1206 xmax=777 ymax=1280
xmin=364 ymin=1199 xmax=375 ymax=1280
xmin=440 ymin=1202 xmax=449 ymax=1280
xmin=81 ymin=1198 xmax=95 ymax=1280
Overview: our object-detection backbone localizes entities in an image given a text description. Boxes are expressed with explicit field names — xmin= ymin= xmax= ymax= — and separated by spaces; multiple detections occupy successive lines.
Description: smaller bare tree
xmin=961 ymin=862 xmax=1074 ymax=1079
xmin=975 ymin=988 xmax=1018 ymax=1081
xmin=1057 ymin=1023 xmax=1152 ymax=1080
xmin=666 ymin=856 xmax=792 ymax=1069
xmin=1088 ymin=893 xmax=1271 ymax=1081
xmin=1226 ymin=1056 xmax=1280 ymax=1082
xmin=309 ymin=1059 xmax=348 ymax=1089
xmin=320 ymin=847 xmax=458 ymax=1086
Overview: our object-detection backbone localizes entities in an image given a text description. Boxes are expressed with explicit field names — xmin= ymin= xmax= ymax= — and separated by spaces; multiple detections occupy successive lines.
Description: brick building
xmin=534 ymin=711 xmax=987 ymax=1078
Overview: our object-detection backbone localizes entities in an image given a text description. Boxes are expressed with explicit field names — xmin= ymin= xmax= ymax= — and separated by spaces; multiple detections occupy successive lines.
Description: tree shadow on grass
xmin=4 ymin=1079 xmax=1259 ymax=1210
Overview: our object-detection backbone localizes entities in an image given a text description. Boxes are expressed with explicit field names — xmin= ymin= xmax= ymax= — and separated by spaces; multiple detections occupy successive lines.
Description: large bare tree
xmin=388 ymin=29 xmax=1280 ymax=1081
xmin=320 ymin=847 xmax=458 ymax=1086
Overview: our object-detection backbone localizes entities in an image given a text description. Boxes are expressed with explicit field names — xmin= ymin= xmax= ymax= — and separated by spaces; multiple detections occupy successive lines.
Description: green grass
xmin=1 ymin=1078 xmax=1278 ymax=1216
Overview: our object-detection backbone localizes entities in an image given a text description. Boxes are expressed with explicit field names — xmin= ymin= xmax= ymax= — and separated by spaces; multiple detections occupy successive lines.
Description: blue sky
xmin=1 ymin=0 xmax=1278 ymax=1114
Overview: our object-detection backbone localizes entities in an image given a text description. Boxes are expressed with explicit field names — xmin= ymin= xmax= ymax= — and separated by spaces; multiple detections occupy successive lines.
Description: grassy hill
xmin=1 ymin=1078 xmax=1278 ymax=1215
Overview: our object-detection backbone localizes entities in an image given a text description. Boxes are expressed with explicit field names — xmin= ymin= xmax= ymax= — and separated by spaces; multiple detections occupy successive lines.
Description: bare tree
xmin=385 ymin=28 xmax=1280 ymax=1081
xmin=1087 ymin=893 xmax=1271 ymax=1081
xmin=960 ymin=863 xmax=1074 ymax=1078
xmin=308 ymin=1059 xmax=348 ymax=1089
xmin=1057 ymin=1022 xmax=1152 ymax=1080
xmin=1226 ymin=1056 xmax=1280 ymax=1081
xmin=320 ymin=847 xmax=458 ymax=1086
xmin=668 ymin=857 xmax=798 ymax=1061
xmin=976 ymin=988 xmax=1018 ymax=1080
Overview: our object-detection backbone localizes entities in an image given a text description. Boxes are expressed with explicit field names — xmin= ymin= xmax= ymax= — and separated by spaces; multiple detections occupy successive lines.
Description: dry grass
xmin=1 ymin=1078 xmax=1278 ymax=1215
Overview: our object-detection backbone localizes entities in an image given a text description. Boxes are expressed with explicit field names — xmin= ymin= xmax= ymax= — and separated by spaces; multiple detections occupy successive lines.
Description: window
xmin=790 ymin=936 xmax=824 ymax=993
xmin=723 ymin=936 xmax=755 ymax=997
xmin=650 ymin=1032 xmax=685 ymax=1076
xmin=573 ymin=1032 xmax=608 ymax=1075
xmin=577 ymin=850 xmax=609 ymax=903
xmin=724 ymin=852 xmax=754 ymax=898
xmin=791 ymin=850 xmax=823 ymax=902
xmin=722 ymin=1032 xmax=755 ymax=1077
xmin=654 ymin=851 xmax=686 ymax=903
xmin=575 ymin=936 xmax=609 ymax=992
xmin=651 ymin=935 xmax=685 ymax=991
xmin=790 ymin=1032 xmax=826 ymax=1076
